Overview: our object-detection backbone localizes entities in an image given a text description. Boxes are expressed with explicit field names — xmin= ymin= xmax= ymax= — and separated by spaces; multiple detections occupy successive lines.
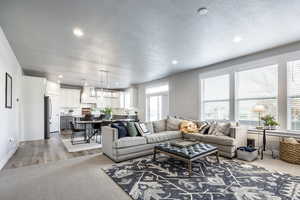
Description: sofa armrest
xmin=102 ymin=126 xmax=118 ymax=159
xmin=230 ymin=126 xmax=247 ymax=147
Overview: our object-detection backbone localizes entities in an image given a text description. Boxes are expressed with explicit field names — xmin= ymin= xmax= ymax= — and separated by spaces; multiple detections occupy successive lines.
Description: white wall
xmin=0 ymin=27 xmax=22 ymax=169
xmin=46 ymin=81 xmax=60 ymax=96
xmin=21 ymin=76 xmax=46 ymax=141
xmin=137 ymin=41 xmax=300 ymax=127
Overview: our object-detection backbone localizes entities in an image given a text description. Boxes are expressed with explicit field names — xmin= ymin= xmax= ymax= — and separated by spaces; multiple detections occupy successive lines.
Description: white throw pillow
xmin=135 ymin=122 xmax=151 ymax=136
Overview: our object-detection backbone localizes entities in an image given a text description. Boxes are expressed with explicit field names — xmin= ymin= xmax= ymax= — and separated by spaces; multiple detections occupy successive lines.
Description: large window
xmin=148 ymin=96 xmax=162 ymax=121
xmin=287 ymin=60 xmax=300 ymax=130
xmin=146 ymin=84 xmax=169 ymax=121
xmin=236 ymin=65 xmax=278 ymax=125
xmin=201 ymin=74 xmax=230 ymax=121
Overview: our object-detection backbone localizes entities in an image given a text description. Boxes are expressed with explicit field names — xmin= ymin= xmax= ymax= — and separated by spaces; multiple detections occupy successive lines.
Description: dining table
xmin=75 ymin=119 xmax=136 ymax=143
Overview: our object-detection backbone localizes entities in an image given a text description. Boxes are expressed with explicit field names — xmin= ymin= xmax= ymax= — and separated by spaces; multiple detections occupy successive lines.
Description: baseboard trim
xmin=0 ymin=146 xmax=18 ymax=170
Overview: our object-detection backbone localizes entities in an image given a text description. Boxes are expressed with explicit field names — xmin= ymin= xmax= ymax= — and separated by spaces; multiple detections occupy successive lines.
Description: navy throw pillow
xmin=111 ymin=123 xmax=128 ymax=138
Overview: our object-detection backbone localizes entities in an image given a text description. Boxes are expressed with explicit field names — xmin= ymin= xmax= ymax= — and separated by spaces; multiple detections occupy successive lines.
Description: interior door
xmin=49 ymin=95 xmax=60 ymax=133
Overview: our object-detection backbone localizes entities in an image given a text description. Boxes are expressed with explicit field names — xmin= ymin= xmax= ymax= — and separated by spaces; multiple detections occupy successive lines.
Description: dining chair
xmin=70 ymin=122 xmax=86 ymax=145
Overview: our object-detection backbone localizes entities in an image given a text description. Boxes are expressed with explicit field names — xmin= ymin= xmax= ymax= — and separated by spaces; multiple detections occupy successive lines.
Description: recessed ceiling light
xmin=58 ymin=74 xmax=63 ymax=79
xmin=73 ymin=28 xmax=84 ymax=37
xmin=197 ymin=7 xmax=208 ymax=16
xmin=84 ymin=82 xmax=88 ymax=86
xmin=233 ymin=36 xmax=243 ymax=43
xmin=172 ymin=60 xmax=178 ymax=65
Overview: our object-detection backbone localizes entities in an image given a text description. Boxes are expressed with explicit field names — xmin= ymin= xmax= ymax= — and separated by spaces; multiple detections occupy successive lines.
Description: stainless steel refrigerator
xmin=44 ymin=96 xmax=51 ymax=139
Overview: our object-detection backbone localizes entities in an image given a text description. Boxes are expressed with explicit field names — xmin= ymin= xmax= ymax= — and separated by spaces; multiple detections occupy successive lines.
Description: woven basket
xmin=279 ymin=141 xmax=300 ymax=165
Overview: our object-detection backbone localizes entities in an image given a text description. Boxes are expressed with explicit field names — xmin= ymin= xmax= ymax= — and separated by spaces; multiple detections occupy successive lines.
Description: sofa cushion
xmin=208 ymin=122 xmax=231 ymax=136
xmin=152 ymin=119 xmax=167 ymax=133
xmin=145 ymin=131 xmax=182 ymax=144
xmin=183 ymin=132 xmax=204 ymax=141
xmin=145 ymin=122 xmax=154 ymax=134
xmin=166 ymin=116 xmax=182 ymax=131
xmin=113 ymin=137 xmax=147 ymax=148
xmin=183 ymin=133 xmax=236 ymax=146
xmin=201 ymin=135 xmax=236 ymax=146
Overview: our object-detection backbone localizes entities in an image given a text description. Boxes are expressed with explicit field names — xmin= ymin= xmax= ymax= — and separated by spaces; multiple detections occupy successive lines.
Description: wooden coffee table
xmin=153 ymin=142 xmax=219 ymax=176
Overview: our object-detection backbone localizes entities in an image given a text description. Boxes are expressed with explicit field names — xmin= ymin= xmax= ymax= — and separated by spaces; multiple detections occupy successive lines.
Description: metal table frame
xmin=248 ymin=128 xmax=300 ymax=160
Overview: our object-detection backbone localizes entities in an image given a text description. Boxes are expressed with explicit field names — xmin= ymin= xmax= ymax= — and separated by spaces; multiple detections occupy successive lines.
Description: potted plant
xmin=261 ymin=115 xmax=279 ymax=130
xmin=101 ymin=107 xmax=112 ymax=120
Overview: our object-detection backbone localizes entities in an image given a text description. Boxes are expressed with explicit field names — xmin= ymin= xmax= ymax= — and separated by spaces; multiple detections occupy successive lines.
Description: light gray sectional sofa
xmin=102 ymin=118 xmax=247 ymax=162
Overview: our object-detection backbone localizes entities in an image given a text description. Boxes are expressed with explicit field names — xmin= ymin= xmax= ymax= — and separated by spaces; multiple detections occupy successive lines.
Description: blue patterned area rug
xmin=104 ymin=156 xmax=300 ymax=200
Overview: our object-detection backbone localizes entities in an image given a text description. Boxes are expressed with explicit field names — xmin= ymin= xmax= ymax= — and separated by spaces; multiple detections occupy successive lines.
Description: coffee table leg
xmin=216 ymin=151 xmax=220 ymax=164
xmin=188 ymin=160 xmax=192 ymax=176
xmin=153 ymin=149 xmax=156 ymax=161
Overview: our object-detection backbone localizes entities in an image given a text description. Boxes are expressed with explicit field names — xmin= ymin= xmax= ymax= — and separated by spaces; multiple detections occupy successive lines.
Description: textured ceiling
xmin=1 ymin=0 xmax=300 ymax=88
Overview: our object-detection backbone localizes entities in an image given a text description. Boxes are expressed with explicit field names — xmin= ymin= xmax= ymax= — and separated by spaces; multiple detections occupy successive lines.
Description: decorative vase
xmin=264 ymin=125 xmax=277 ymax=130
xmin=104 ymin=113 xmax=112 ymax=120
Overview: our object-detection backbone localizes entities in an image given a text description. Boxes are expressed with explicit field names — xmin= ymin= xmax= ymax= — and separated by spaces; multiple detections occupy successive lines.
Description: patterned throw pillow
xmin=166 ymin=116 xmax=183 ymax=131
xmin=197 ymin=121 xmax=212 ymax=135
xmin=180 ymin=120 xmax=199 ymax=134
xmin=135 ymin=122 xmax=151 ymax=136
xmin=208 ymin=122 xmax=231 ymax=136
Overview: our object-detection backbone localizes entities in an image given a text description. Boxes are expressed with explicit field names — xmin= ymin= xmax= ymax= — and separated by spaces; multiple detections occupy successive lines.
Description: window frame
xmin=145 ymin=83 xmax=169 ymax=121
xmin=199 ymin=63 xmax=280 ymax=125
xmin=235 ymin=64 xmax=279 ymax=125
xmin=200 ymin=74 xmax=231 ymax=121
xmin=287 ymin=60 xmax=300 ymax=130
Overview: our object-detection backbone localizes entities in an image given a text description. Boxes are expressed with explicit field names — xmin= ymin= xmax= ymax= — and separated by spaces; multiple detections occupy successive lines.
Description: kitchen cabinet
xmin=81 ymin=87 xmax=97 ymax=104
xmin=60 ymin=88 xmax=81 ymax=108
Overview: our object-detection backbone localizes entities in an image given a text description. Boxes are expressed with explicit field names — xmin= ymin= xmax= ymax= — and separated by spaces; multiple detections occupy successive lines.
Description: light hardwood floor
xmin=3 ymin=132 xmax=101 ymax=170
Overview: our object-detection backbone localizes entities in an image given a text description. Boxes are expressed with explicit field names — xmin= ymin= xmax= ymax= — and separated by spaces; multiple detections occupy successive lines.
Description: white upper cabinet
xmin=81 ymin=87 xmax=97 ymax=104
xmin=60 ymin=88 xmax=81 ymax=108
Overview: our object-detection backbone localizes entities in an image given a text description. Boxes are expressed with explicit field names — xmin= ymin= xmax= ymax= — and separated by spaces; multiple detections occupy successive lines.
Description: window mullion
xmin=278 ymin=61 xmax=288 ymax=129
xmin=230 ymin=70 xmax=235 ymax=122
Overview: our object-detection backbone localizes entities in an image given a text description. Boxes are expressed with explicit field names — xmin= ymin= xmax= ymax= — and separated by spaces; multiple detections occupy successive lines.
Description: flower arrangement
xmin=101 ymin=107 xmax=112 ymax=119
xmin=261 ymin=115 xmax=279 ymax=129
